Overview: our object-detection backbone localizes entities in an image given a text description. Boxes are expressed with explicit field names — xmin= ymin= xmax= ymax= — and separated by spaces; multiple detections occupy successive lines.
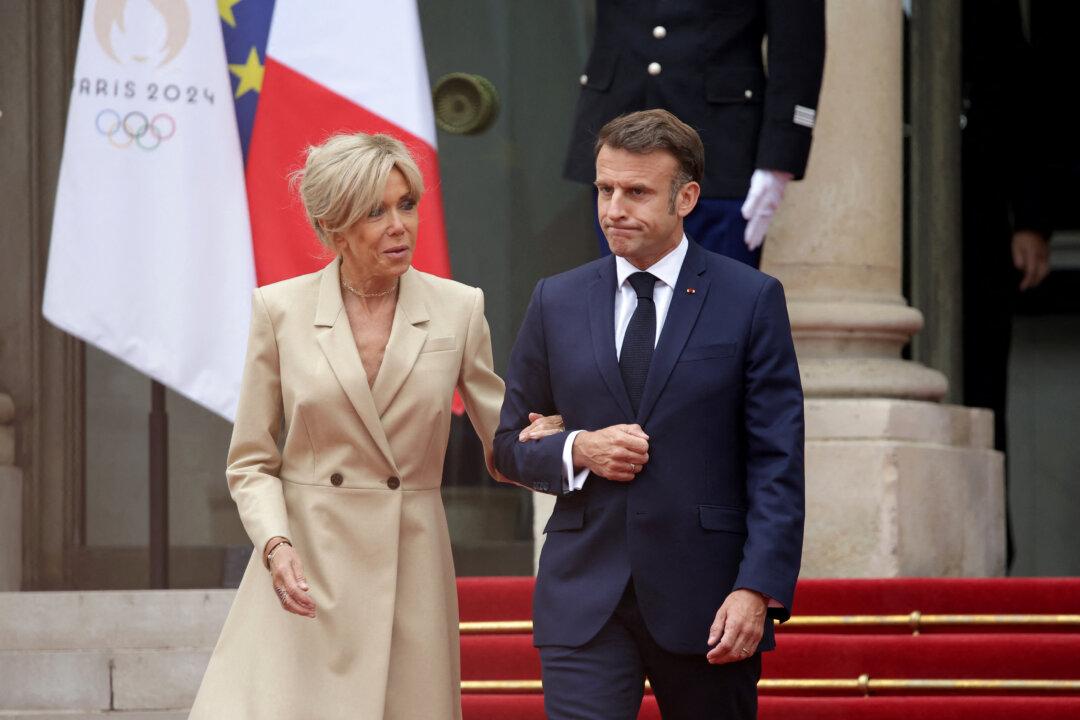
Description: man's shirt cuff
xmin=561 ymin=430 xmax=589 ymax=492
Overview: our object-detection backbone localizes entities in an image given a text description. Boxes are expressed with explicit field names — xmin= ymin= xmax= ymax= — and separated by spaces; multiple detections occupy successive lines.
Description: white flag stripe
xmin=44 ymin=0 xmax=255 ymax=420
xmin=266 ymin=0 xmax=437 ymax=146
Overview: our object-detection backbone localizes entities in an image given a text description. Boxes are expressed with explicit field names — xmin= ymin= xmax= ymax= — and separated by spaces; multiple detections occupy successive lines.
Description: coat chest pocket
xmin=421 ymin=335 xmax=456 ymax=354
xmin=679 ymin=342 xmax=736 ymax=363
xmin=699 ymin=504 xmax=747 ymax=535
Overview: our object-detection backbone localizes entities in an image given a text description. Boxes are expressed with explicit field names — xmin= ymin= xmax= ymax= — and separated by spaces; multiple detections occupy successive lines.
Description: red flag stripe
xmin=246 ymin=57 xmax=451 ymax=287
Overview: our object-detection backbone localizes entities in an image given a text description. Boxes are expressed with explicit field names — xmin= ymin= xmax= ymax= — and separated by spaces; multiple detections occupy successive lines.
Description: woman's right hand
xmin=268 ymin=543 xmax=317 ymax=619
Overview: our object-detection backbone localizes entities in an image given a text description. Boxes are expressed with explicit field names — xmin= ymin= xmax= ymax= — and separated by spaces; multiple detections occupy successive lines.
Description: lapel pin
xmin=686 ymin=287 xmax=696 ymax=294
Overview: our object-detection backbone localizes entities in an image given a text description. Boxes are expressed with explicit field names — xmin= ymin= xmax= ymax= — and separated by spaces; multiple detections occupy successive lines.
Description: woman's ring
xmin=629 ymin=463 xmax=637 ymax=473
xmin=275 ymin=586 xmax=288 ymax=604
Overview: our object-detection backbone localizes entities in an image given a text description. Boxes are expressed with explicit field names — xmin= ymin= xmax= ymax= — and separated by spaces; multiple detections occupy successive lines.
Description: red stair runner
xmin=456 ymin=577 xmax=1080 ymax=719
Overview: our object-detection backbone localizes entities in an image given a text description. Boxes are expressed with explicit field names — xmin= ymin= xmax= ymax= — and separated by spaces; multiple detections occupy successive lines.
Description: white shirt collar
xmin=614 ymin=235 xmax=688 ymax=290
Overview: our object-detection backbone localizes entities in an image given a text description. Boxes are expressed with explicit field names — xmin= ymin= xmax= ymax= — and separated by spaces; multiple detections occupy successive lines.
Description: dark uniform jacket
xmin=564 ymin=0 xmax=826 ymax=198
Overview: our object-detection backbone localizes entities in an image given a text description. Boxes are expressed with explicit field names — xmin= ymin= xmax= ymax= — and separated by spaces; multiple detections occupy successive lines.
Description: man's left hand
xmin=741 ymin=169 xmax=793 ymax=251
xmin=706 ymin=589 xmax=768 ymax=665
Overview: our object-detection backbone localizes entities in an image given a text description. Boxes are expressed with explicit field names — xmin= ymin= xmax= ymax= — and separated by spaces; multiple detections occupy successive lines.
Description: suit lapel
xmin=636 ymin=241 xmax=710 ymax=425
xmin=313 ymin=258 xmax=400 ymax=474
xmin=371 ymin=268 xmax=428 ymax=416
xmin=588 ymin=258 xmax=635 ymax=422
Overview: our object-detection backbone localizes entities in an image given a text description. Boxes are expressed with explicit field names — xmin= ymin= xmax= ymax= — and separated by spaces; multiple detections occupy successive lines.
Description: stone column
xmin=763 ymin=0 xmax=1004 ymax=576
xmin=0 ymin=394 xmax=22 ymax=590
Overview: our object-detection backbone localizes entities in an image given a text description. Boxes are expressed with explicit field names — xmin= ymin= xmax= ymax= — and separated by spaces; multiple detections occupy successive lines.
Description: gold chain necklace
xmin=341 ymin=276 xmax=398 ymax=299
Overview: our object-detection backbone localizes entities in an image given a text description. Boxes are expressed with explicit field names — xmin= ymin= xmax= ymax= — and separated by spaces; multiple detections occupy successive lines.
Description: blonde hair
xmin=292 ymin=132 xmax=425 ymax=251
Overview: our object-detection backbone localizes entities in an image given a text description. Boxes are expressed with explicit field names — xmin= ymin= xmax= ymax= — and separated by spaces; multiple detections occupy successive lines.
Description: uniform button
xmin=648 ymin=62 xmax=662 ymax=76
xmin=652 ymin=25 xmax=667 ymax=39
xmin=579 ymin=74 xmax=588 ymax=86
xmin=387 ymin=476 xmax=400 ymax=490
xmin=330 ymin=473 xmax=343 ymax=486
xmin=744 ymin=89 xmax=754 ymax=99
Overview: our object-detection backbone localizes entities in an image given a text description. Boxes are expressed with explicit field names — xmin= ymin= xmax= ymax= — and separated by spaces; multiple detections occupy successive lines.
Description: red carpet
xmin=463 ymin=696 xmax=1080 ymax=720
xmin=456 ymin=577 xmax=1080 ymax=718
xmin=458 ymin=576 xmax=1080 ymax=620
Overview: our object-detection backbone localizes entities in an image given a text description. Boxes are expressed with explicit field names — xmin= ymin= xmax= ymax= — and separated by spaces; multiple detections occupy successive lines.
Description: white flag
xmin=44 ymin=0 xmax=254 ymax=420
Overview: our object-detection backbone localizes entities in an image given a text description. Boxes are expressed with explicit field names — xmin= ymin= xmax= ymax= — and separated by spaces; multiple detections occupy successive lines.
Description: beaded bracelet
xmin=265 ymin=538 xmax=292 ymax=569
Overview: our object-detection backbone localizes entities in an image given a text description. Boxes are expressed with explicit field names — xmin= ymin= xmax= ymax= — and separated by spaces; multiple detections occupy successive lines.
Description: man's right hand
xmin=571 ymin=424 xmax=649 ymax=482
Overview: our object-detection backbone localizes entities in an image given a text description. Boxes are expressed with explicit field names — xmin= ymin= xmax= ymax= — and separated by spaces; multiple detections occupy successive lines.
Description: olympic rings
xmin=95 ymin=108 xmax=176 ymax=151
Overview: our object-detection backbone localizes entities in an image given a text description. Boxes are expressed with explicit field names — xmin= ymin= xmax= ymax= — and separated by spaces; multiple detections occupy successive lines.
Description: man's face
xmin=595 ymin=145 xmax=699 ymax=268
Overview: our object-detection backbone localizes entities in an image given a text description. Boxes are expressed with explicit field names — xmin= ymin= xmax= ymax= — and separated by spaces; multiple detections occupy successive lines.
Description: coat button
xmin=648 ymin=62 xmax=662 ymax=76
xmin=330 ymin=473 xmax=343 ymax=486
xmin=744 ymin=89 xmax=754 ymax=99
xmin=652 ymin=25 xmax=667 ymax=39
xmin=579 ymin=74 xmax=588 ymax=86
xmin=387 ymin=476 xmax=400 ymax=490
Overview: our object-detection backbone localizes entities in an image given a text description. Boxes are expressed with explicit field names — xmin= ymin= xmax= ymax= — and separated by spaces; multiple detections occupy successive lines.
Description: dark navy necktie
xmin=620 ymin=271 xmax=657 ymax=414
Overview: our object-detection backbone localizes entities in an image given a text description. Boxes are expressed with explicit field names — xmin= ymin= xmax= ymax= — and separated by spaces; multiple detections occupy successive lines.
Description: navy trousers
xmin=594 ymin=195 xmax=762 ymax=269
xmin=539 ymin=582 xmax=762 ymax=720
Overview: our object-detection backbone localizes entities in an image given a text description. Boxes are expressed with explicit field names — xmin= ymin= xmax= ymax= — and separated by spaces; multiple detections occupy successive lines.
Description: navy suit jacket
xmin=494 ymin=241 xmax=805 ymax=654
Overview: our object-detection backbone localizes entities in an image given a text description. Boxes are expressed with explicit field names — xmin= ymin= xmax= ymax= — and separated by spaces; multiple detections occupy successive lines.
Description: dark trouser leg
xmin=961 ymin=173 xmax=1018 ymax=567
xmin=538 ymin=587 xmax=645 ymax=720
xmin=540 ymin=582 xmax=761 ymax=720
xmin=624 ymin=584 xmax=761 ymax=720
xmin=682 ymin=198 xmax=759 ymax=269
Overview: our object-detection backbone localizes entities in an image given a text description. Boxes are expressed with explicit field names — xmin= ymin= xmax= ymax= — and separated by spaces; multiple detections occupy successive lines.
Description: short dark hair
xmin=594 ymin=110 xmax=705 ymax=207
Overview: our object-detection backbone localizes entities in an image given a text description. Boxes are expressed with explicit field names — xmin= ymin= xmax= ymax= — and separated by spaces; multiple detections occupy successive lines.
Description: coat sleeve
xmin=733 ymin=277 xmax=805 ymax=621
xmin=457 ymin=287 xmax=509 ymax=482
xmin=492 ymin=279 xmax=569 ymax=495
xmin=755 ymin=0 xmax=826 ymax=178
xmin=226 ymin=288 xmax=292 ymax=562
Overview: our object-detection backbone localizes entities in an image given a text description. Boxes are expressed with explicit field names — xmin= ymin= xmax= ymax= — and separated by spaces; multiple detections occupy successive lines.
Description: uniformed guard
xmin=565 ymin=0 xmax=826 ymax=267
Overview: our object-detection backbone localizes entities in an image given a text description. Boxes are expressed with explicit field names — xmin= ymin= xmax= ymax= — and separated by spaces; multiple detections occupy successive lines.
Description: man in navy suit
xmin=494 ymin=109 xmax=805 ymax=720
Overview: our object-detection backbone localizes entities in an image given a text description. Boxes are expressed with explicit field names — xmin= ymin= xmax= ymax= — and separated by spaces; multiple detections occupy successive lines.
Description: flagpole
xmin=149 ymin=380 xmax=169 ymax=588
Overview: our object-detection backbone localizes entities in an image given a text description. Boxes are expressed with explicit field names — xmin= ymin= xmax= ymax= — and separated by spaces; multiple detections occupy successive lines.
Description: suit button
xmin=579 ymin=74 xmax=588 ymax=86
xmin=330 ymin=473 xmax=343 ymax=486
xmin=744 ymin=89 xmax=754 ymax=99
xmin=652 ymin=25 xmax=667 ymax=39
xmin=387 ymin=476 xmax=400 ymax=490
xmin=648 ymin=62 xmax=662 ymax=76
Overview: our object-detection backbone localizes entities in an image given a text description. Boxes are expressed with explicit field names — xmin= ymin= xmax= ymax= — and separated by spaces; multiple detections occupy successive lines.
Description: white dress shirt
xmin=560 ymin=236 xmax=689 ymax=491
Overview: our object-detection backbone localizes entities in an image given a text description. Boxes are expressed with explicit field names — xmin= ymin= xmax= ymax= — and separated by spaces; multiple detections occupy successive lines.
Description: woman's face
xmin=334 ymin=167 xmax=418 ymax=282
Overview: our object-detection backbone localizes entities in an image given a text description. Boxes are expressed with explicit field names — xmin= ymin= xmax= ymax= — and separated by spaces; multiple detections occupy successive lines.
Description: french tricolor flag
xmin=45 ymin=0 xmax=450 ymax=421
xmin=226 ymin=0 xmax=450 ymax=286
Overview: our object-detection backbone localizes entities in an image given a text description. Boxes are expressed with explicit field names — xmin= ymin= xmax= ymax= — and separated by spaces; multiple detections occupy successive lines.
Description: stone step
xmin=0 ymin=591 xmax=232 ymax=651
xmin=0 ymin=714 xmax=184 ymax=719
xmin=0 ymin=650 xmax=208 ymax=712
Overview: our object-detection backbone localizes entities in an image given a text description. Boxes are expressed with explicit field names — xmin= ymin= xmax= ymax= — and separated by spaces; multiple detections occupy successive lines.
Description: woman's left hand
xmin=518 ymin=412 xmax=565 ymax=442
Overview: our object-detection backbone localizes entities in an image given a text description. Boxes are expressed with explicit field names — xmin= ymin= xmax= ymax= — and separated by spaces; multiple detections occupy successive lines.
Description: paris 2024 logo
xmin=79 ymin=0 xmax=217 ymax=151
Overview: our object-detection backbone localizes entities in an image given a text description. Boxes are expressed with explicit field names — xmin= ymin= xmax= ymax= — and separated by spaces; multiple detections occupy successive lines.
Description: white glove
xmin=740 ymin=169 xmax=793 ymax=251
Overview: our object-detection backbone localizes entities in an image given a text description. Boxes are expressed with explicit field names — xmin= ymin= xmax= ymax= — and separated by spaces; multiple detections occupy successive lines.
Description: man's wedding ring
xmin=740 ymin=648 xmax=751 ymax=655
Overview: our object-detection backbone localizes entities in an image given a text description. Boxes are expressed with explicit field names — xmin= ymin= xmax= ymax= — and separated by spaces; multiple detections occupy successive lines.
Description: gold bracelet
xmin=265 ymin=538 xmax=292 ymax=569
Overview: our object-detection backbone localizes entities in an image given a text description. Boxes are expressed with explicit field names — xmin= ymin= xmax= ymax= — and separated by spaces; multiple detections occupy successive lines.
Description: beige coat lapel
xmin=313 ymin=259 xmax=400 ymax=474
xmin=371 ymin=268 xmax=429 ymax=416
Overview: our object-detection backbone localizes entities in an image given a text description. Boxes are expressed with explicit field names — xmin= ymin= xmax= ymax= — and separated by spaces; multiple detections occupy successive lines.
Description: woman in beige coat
xmin=189 ymin=133 xmax=557 ymax=719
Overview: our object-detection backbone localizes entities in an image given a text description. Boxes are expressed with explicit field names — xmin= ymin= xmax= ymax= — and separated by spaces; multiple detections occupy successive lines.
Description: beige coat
xmin=189 ymin=258 xmax=504 ymax=720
